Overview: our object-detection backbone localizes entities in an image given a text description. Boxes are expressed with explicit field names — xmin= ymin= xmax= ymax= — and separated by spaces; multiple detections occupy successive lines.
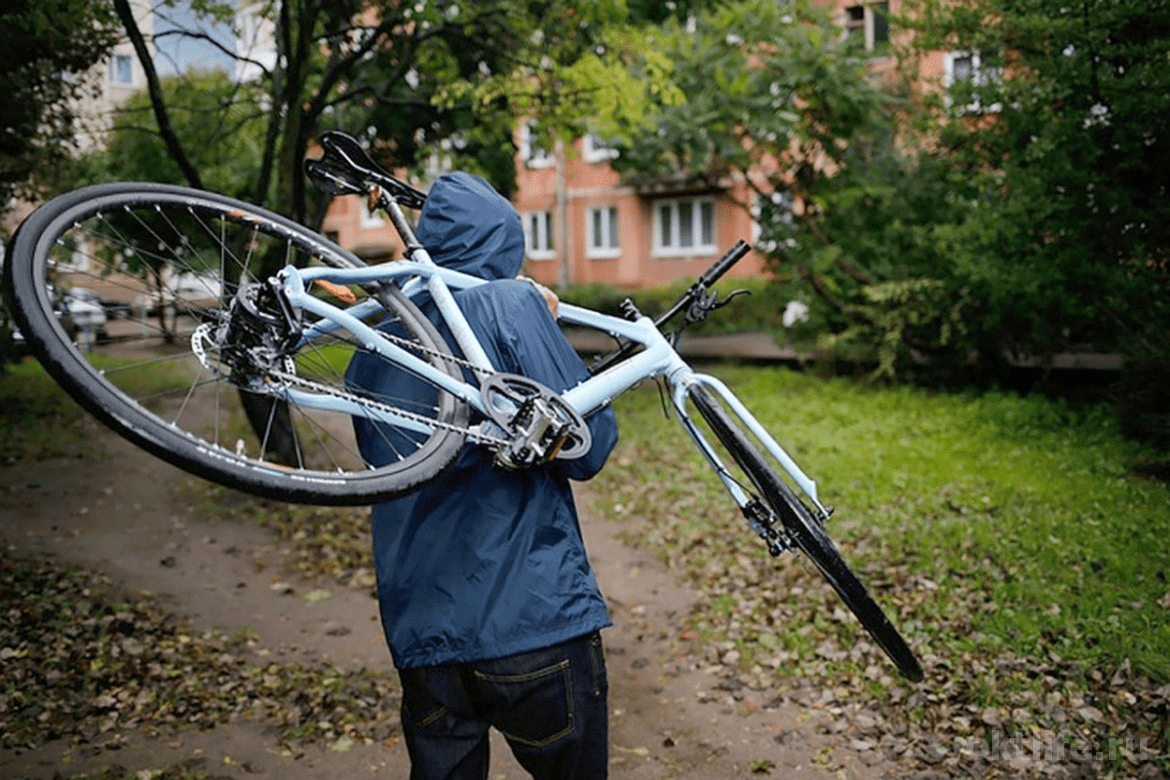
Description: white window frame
xmin=844 ymin=2 xmax=890 ymax=54
xmin=583 ymin=133 xmax=619 ymax=164
xmin=653 ymin=197 xmax=717 ymax=257
xmin=109 ymin=53 xmax=135 ymax=86
xmin=943 ymin=50 xmax=1003 ymax=113
xmin=520 ymin=121 xmax=554 ymax=169
xmin=586 ymin=206 xmax=620 ymax=259
xmin=524 ymin=210 xmax=555 ymax=260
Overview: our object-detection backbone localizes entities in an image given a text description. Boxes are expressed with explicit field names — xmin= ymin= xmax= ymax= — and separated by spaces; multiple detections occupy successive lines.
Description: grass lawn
xmin=5 ymin=356 xmax=1167 ymax=774
xmin=587 ymin=364 xmax=1169 ymax=771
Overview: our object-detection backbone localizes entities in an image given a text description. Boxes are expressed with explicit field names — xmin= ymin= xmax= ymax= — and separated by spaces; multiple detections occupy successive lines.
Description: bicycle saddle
xmin=305 ymin=130 xmax=428 ymax=209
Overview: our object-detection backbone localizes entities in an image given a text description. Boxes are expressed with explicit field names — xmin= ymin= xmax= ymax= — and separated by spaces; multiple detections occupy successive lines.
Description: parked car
xmin=67 ymin=286 xmax=132 ymax=320
xmin=62 ymin=289 xmax=107 ymax=332
xmin=136 ymin=273 xmax=224 ymax=317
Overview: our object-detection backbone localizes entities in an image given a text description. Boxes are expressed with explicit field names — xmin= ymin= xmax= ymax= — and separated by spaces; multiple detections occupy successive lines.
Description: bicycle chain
xmin=268 ymin=368 xmax=506 ymax=448
xmin=193 ymin=318 xmax=506 ymax=449
xmin=373 ymin=314 xmax=495 ymax=380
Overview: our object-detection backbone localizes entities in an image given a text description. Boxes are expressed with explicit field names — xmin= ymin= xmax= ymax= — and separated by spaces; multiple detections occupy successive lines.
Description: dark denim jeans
xmin=397 ymin=632 xmax=608 ymax=780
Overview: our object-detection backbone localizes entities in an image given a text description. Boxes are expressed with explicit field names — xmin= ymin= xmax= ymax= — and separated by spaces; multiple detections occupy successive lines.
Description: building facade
xmin=322 ymin=0 xmax=981 ymax=291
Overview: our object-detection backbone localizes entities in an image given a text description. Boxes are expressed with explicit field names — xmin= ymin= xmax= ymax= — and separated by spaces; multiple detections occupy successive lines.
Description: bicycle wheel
xmin=4 ymin=182 xmax=468 ymax=505
xmin=687 ymin=385 xmax=924 ymax=681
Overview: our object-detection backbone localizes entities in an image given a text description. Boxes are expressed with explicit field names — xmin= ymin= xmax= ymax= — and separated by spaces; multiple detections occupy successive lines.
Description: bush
xmin=1116 ymin=337 xmax=1170 ymax=454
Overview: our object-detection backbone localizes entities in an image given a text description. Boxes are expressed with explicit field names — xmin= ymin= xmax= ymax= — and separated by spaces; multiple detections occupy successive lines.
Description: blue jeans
xmin=397 ymin=632 xmax=608 ymax=780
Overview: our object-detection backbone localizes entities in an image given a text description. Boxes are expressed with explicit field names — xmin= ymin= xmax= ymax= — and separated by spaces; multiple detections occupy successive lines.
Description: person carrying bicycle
xmin=346 ymin=171 xmax=619 ymax=780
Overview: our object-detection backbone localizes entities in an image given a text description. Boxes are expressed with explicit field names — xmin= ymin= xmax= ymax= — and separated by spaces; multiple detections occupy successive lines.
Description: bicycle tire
xmin=688 ymin=385 xmax=924 ymax=681
xmin=4 ymin=182 xmax=468 ymax=505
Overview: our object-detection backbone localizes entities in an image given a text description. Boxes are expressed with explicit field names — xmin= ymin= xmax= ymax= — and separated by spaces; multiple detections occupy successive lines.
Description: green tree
xmin=619 ymin=0 xmax=1169 ymax=389
xmin=0 ymin=0 xmax=120 ymax=207
xmin=107 ymin=0 xmax=673 ymax=234
xmin=91 ymin=0 xmax=676 ymax=460
xmin=89 ymin=70 xmax=267 ymax=200
xmin=612 ymin=0 xmax=940 ymax=371
xmin=901 ymin=0 xmax=1170 ymax=371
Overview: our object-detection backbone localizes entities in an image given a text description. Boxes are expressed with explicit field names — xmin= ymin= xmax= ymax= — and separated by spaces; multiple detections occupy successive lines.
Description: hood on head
xmin=415 ymin=172 xmax=524 ymax=281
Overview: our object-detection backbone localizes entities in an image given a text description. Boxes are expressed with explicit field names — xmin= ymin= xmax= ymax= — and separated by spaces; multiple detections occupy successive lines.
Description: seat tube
xmin=387 ymin=198 xmax=496 ymax=372
xmin=425 ymin=270 xmax=495 ymax=370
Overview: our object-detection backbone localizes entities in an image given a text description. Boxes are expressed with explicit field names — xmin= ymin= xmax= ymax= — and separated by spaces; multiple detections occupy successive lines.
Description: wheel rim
xmin=11 ymin=185 xmax=467 ymax=504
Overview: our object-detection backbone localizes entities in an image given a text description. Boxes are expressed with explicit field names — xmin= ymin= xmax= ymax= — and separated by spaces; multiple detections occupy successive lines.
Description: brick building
xmin=323 ymin=0 xmax=977 ymax=289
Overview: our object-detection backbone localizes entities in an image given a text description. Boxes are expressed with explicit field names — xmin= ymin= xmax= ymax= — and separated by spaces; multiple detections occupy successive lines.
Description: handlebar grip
xmin=699 ymin=240 xmax=752 ymax=288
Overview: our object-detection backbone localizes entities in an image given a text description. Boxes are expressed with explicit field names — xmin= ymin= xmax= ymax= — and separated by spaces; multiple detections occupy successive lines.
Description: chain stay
xmin=268 ymin=368 xmax=505 ymax=447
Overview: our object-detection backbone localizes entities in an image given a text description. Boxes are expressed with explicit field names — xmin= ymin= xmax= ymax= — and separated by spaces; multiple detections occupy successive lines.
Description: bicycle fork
xmin=670 ymin=372 xmax=832 ymax=556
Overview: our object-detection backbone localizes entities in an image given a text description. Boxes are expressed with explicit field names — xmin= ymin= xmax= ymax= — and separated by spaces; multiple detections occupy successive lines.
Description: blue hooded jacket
xmin=346 ymin=173 xmax=618 ymax=669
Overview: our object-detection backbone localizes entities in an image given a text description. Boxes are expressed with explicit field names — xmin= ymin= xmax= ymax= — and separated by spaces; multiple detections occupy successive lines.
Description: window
xmin=109 ymin=54 xmax=135 ymax=86
xmin=524 ymin=211 xmax=555 ymax=260
xmin=844 ymin=2 xmax=889 ymax=54
xmin=586 ymin=206 xmax=620 ymax=258
xmin=654 ymin=197 xmax=716 ymax=256
xmin=943 ymin=50 xmax=1002 ymax=113
xmin=583 ymin=134 xmax=619 ymax=164
xmin=520 ymin=121 xmax=553 ymax=169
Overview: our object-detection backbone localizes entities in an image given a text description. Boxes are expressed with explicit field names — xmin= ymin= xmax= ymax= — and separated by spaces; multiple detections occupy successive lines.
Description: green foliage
xmin=0 ymin=0 xmax=120 ymax=206
xmin=430 ymin=1 xmax=682 ymax=169
xmin=82 ymin=0 xmax=681 ymax=224
xmin=615 ymin=0 xmax=1168 ymax=394
xmin=613 ymin=0 xmax=885 ymax=186
xmin=610 ymin=0 xmax=981 ymax=375
xmin=895 ymin=0 xmax=1170 ymax=371
xmin=83 ymin=71 xmax=267 ymax=200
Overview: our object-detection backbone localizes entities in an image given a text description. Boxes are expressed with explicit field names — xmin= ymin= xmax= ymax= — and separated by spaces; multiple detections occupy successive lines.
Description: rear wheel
xmin=5 ymin=182 xmax=468 ymax=505
xmin=688 ymin=385 xmax=924 ymax=681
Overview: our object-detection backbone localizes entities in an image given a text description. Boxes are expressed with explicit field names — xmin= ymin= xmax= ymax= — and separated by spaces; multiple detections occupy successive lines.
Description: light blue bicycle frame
xmin=275 ymin=250 xmax=830 ymax=521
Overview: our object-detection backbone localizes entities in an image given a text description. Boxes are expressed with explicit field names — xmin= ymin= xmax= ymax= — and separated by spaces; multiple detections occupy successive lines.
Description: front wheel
xmin=4 ymin=182 xmax=468 ymax=505
xmin=688 ymin=385 xmax=924 ymax=682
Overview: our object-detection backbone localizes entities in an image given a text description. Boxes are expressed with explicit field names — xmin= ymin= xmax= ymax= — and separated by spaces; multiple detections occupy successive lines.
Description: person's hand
xmin=517 ymin=275 xmax=559 ymax=319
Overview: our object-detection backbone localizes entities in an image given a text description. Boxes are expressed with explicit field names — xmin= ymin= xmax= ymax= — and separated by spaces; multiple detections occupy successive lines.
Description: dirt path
xmin=1 ymin=422 xmax=897 ymax=779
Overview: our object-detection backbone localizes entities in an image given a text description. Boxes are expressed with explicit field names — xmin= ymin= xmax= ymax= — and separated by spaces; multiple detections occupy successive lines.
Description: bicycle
xmin=3 ymin=130 xmax=924 ymax=682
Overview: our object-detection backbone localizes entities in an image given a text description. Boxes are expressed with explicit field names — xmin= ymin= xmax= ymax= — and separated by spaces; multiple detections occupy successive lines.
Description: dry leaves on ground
xmin=0 ymin=546 xmax=399 ymax=756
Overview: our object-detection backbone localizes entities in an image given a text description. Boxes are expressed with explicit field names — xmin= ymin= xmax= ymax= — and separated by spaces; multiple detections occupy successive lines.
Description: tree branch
xmin=152 ymin=28 xmax=272 ymax=78
xmin=113 ymin=0 xmax=203 ymax=189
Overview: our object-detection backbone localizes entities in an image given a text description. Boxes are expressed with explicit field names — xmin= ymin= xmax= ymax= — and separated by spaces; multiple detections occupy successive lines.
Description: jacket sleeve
xmin=495 ymin=282 xmax=618 ymax=481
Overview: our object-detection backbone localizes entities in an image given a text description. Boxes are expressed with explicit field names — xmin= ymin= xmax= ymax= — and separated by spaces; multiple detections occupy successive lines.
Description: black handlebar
xmin=653 ymin=239 xmax=752 ymax=329
xmin=587 ymin=239 xmax=753 ymax=374
xmin=698 ymin=239 xmax=752 ymax=290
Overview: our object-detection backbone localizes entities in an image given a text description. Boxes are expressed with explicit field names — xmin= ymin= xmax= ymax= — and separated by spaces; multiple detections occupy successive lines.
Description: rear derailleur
xmin=192 ymin=279 xmax=301 ymax=389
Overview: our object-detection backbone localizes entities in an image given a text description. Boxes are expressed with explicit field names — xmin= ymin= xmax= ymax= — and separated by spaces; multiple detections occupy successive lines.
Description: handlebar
xmin=653 ymin=240 xmax=751 ymax=329
xmin=587 ymin=239 xmax=753 ymax=374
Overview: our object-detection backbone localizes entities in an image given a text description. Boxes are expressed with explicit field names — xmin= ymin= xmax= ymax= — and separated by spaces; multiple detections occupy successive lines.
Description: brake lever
xmin=712 ymin=288 xmax=751 ymax=310
xmin=685 ymin=287 xmax=751 ymax=325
